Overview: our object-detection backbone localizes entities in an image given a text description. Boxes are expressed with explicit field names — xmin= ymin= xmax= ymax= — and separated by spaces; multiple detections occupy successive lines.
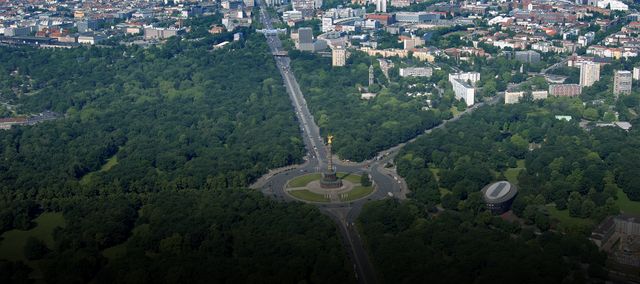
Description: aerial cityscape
xmin=0 ymin=0 xmax=639 ymax=283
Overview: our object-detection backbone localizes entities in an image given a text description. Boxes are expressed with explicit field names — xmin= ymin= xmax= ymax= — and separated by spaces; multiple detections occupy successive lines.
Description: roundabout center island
xmin=285 ymin=136 xmax=374 ymax=203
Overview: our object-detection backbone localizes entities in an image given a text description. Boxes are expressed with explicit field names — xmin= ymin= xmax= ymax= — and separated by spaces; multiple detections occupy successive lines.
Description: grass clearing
xmin=504 ymin=159 xmax=525 ymax=185
xmin=287 ymin=173 xmax=322 ymax=188
xmin=428 ymin=167 xmax=440 ymax=182
xmin=616 ymin=189 xmax=640 ymax=215
xmin=340 ymin=186 xmax=374 ymax=202
xmin=338 ymin=172 xmax=361 ymax=183
xmin=103 ymin=243 xmax=127 ymax=261
xmin=546 ymin=205 xmax=594 ymax=230
xmin=80 ymin=151 xmax=120 ymax=185
xmin=288 ymin=189 xmax=329 ymax=202
xmin=0 ymin=212 xmax=66 ymax=261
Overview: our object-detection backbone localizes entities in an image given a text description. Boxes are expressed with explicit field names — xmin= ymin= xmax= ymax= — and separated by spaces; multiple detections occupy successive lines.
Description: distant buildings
xmin=504 ymin=90 xmax=548 ymax=104
xmin=549 ymin=84 xmax=582 ymax=97
xmin=399 ymin=67 xmax=433 ymax=77
xmin=505 ymin=91 xmax=524 ymax=104
xmin=394 ymin=12 xmax=440 ymax=23
xmin=403 ymin=35 xmax=424 ymax=50
xmin=77 ymin=33 xmax=105 ymax=45
xmin=613 ymin=70 xmax=633 ymax=96
xmin=375 ymin=0 xmax=387 ymax=13
xmin=295 ymin=27 xmax=327 ymax=52
xmin=449 ymin=72 xmax=480 ymax=107
xmin=144 ymin=27 xmax=184 ymax=40
xmin=590 ymin=214 xmax=640 ymax=268
xmin=332 ymin=45 xmax=348 ymax=67
xmin=580 ymin=62 xmax=600 ymax=87
xmin=514 ymin=50 xmax=541 ymax=64
xmin=634 ymin=67 xmax=640 ymax=81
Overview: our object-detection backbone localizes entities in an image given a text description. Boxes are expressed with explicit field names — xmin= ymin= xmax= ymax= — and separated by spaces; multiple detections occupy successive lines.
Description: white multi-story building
xmin=613 ymin=70 xmax=633 ymax=96
xmin=399 ymin=67 xmax=432 ymax=77
xmin=375 ymin=0 xmax=387 ymax=12
xmin=332 ymin=46 xmax=348 ymax=66
xmin=449 ymin=72 xmax=480 ymax=107
xmin=580 ymin=62 xmax=600 ymax=87
xmin=633 ymin=67 xmax=640 ymax=81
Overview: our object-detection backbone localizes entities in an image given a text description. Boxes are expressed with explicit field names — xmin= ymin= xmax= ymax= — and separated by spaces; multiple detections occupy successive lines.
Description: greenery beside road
xmin=289 ymin=50 xmax=442 ymax=162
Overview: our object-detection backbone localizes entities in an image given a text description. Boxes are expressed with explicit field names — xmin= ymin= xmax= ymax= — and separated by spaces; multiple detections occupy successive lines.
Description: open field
xmin=0 ymin=212 xmax=66 ymax=261
xmin=546 ymin=205 xmax=594 ymax=230
xmin=617 ymin=189 xmax=640 ymax=215
xmin=80 ymin=152 xmax=119 ymax=185
xmin=504 ymin=159 xmax=525 ymax=184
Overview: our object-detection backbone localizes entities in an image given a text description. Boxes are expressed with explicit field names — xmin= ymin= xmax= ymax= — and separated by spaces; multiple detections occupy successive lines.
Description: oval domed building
xmin=481 ymin=181 xmax=518 ymax=214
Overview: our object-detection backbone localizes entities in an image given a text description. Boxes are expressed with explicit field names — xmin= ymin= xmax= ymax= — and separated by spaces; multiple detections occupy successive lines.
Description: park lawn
xmin=0 ymin=212 xmax=66 ymax=261
xmin=341 ymin=186 xmax=373 ymax=202
xmin=103 ymin=243 xmax=127 ymax=261
xmin=80 ymin=152 xmax=120 ymax=185
xmin=288 ymin=189 xmax=329 ymax=202
xmin=439 ymin=188 xmax=451 ymax=197
xmin=338 ymin=172 xmax=361 ymax=184
xmin=100 ymin=154 xmax=119 ymax=171
xmin=546 ymin=205 xmax=594 ymax=230
xmin=287 ymin=173 xmax=322 ymax=188
xmin=428 ymin=166 xmax=440 ymax=182
xmin=504 ymin=159 xmax=525 ymax=185
xmin=616 ymin=189 xmax=640 ymax=215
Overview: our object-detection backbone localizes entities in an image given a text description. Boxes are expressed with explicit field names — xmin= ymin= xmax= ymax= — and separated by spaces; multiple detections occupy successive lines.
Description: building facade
xmin=449 ymin=72 xmax=479 ymax=107
xmin=613 ymin=70 xmax=633 ymax=96
xmin=399 ymin=67 xmax=433 ymax=77
xmin=332 ymin=46 xmax=347 ymax=66
xmin=580 ymin=61 xmax=600 ymax=87
xmin=549 ymin=84 xmax=582 ymax=97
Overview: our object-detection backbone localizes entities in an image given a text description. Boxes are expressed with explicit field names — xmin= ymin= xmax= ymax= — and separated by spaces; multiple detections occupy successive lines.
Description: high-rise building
xmin=580 ymin=62 xmax=600 ymax=87
xmin=449 ymin=72 xmax=480 ymax=107
xmin=369 ymin=64 xmax=374 ymax=86
xmin=298 ymin=27 xmax=313 ymax=44
xmin=613 ymin=70 xmax=632 ymax=96
xmin=332 ymin=46 xmax=347 ymax=67
xmin=633 ymin=67 xmax=640 ymax=81
xmin=375 ymin=0 xmax=387 ymax=12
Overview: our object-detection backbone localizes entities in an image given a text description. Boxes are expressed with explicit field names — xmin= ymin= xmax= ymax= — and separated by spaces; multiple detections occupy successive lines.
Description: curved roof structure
xmin=482 ymin=181 xmax=518 ymax=204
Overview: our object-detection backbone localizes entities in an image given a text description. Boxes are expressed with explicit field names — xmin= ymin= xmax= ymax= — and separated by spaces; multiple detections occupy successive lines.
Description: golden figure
xmin=327 ymin=135 xmax=333 ymax=145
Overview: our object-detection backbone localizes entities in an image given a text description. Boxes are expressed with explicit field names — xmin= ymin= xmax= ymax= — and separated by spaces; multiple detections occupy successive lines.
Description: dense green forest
xmin=0 ymin=32 xmax=353 ymax=282
xmin=289 ymin=50 xmax=442 ymax=161
xmin=359 ymin=199 xmax=607 ymax=283
xmin=396 ymin=101 xmax=640 ymax=221
xmin=357 ymin=100 xmax=639 ymax=283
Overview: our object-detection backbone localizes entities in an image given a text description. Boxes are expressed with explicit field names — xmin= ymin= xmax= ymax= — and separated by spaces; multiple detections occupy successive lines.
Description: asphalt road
xmin=253 ymin=3 xmax=507 ymax=283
